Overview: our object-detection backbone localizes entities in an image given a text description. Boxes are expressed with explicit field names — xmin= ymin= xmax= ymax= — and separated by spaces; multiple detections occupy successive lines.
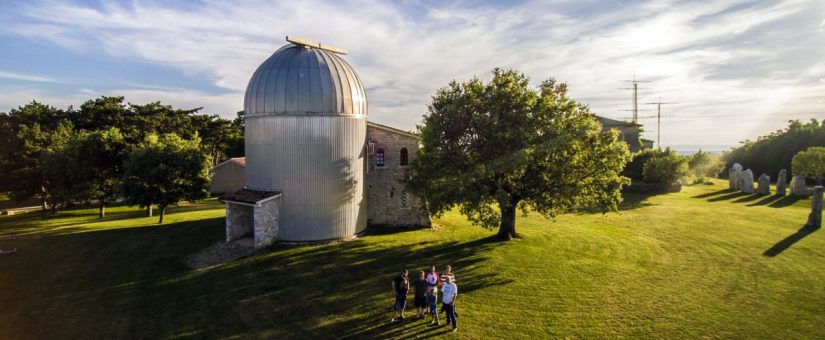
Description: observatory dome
xmin=244 ymin=43 xmax=367 ymax=117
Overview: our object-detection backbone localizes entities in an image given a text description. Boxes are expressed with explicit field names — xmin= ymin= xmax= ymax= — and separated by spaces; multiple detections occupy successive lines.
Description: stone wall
xmin=253 ymin=197 xmax=280 ymax=248
xmin=365 ymin=125 xmax=431 ymax=228
xmin=225 ymin=203 xmax=253 ymax=242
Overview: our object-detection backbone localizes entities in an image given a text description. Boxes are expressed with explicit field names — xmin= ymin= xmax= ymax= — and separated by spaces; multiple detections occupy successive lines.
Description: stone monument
xmin=740 ymin=169 xmax=754 ymax=194
xmin=729 ymin=163 xmax=743 ymax=190
xmin=805 ymin=186 xmax=823 ymax=228
xmin=757 ymin=174 xmax=771 ymax=195
xmin=790 ymin=175 xmax=808 ymax=196
xmin=776 ymin=169 xmax=787 ymax=196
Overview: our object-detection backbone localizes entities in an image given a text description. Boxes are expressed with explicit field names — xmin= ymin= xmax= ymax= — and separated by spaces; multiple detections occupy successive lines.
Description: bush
xmin=688 ymin=150 xmax=725 ymax=183
xmin=791 ymin=146 xmax=825 ymax=184
xmin=622 ymin=148 xmax=666 ymax=181
xmin=643 ymin=150 xmax=689 ymax=184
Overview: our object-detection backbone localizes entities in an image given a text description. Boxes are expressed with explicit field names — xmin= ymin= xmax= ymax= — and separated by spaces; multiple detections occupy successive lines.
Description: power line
xmin=619 ymin=75 xmax=652 ymax=124
xmin=645 ymin=97 xmax=678 ymax=148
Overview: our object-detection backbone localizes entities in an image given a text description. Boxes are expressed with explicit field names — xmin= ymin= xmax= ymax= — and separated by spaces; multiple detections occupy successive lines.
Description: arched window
xmin=375 ymin=148 xmax=385 ymax=167
xmin=400 ymin=148 xmax=408 ymax=166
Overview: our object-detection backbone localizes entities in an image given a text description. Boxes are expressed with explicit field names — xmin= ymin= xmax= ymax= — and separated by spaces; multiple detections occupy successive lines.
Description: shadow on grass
xmin=692 ymin=188 xmax=737 ymax=199
xmin=746 ymin=195 xmax=783 ymax=207
xmin=1 ymin=212 xmax=510 ymax=339
xmin=763 ymin=224 xmax=820 ymax=257
xmin=768 ymin=195 xmax=803 ymax=208
xmin=707 ymin=191 xmax=750 ymax=202
xmin=732 ymin=194 xmax=764 ymax=203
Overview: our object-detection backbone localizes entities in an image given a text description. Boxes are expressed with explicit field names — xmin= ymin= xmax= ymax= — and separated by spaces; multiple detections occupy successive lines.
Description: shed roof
xmin=367 ymin=121 xmax=419 ymax=139
xmin=595 ymin=115 xmax=640 ymax=127
xmin=220 ymin=188 xmax=281 ymax=206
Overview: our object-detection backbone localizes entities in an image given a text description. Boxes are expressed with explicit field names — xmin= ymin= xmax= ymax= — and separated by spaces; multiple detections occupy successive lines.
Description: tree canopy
xmin=723 ymin=119 xmax=825 ymax=178
xmin=405 ymin=68 xmax=631 ymax=240
xmin=791 ymin=146 xmax=825 ymax=184
xmin=121 ymin=133 xmax=211 ymax=223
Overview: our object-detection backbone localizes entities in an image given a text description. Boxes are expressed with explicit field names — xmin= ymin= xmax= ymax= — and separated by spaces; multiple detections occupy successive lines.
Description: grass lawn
xmin=0 ymin=181 xmax=823 ymax=339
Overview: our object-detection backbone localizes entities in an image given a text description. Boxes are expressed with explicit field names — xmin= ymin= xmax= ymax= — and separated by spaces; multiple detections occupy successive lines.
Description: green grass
xmin=1 ymin=182 xmax=823 ymax=339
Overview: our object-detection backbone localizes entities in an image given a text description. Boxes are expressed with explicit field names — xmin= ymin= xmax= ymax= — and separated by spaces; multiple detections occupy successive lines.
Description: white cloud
xmin=2 ymin=0 xmax=824 ymax=146
xmin=0 ymin=70 xmax=60 ymax=83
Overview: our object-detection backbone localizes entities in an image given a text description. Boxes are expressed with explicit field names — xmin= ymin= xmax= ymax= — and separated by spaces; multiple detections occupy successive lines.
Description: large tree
xmin=76 ymin=128 xmax=130 ymax=218
xmin=791 ymin=146 xmax=825 ymax=184
xmin=405 ymin=69 xmax=631 ymax=240
xmin=121 ymin=133 xmax=211 ymax=223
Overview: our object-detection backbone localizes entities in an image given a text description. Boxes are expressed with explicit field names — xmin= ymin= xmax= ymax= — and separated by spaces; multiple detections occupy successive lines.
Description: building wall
xmin=365 ymin=126 xmax=431 ymax=227
xmin=604 ymin=125 xmax=643 ymax=153
xmin=210 ymin=162 xmax=245 ymax=195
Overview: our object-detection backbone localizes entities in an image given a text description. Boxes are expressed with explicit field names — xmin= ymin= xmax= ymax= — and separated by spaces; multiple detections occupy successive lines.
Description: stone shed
xmin=221 ymin=188 xmax=281 ymax=249
xmin=366 ymin=122 xmax=431 ymax=228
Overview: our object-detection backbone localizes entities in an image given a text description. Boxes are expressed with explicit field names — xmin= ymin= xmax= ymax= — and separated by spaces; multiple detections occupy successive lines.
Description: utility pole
xmin=619 ymin=76 xmax=652 ymax=124
xmin=645 ymin=97 xmax=677 ymax=149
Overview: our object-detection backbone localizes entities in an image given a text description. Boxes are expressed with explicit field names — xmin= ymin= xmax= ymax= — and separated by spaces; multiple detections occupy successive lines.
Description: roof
xmin=220 ymin=188 xmax=281 ymax=206
xmin=244 ymin=39 xmax=366 ymax=117
xmin=211 ymin=157 xmax=246 ymax=172
xmin=367 ymin=121 xmax=419 ymax=139
xmin=595 ymin=115 xmax=640 ymax=127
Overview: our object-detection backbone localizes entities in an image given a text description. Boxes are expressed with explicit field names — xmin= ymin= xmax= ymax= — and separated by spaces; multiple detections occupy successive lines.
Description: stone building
xmin=595 ymin=116 xmax=652 ymax=152
xmin=366 ymin=122 xmax=431 ymax=227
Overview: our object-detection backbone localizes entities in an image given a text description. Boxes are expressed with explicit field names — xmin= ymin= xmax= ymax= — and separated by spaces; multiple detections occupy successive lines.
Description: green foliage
xmin=723 ymin=119 xmax=825 ymax=178
xmin=791 ymin=146 xmax=825 ymax=184
xmin=622 ymin=148 xmax=666 ymax=181
xmin=688 ymin=150 xmax=725 ymax=183
xmin=40 ymin=121 xmax=84 ymax=212
xmin=642 ymin=149 xmax=689 ymax=184
xmin=405 ymin=68 xmax=631 ymax=239
xmin=121 ymin=133 xmax=211 ymax=223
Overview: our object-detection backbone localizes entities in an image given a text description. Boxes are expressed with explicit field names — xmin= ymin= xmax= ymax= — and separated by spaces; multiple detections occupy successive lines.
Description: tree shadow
xmin=763 ymin=224 xmax=820 ymax=257
xmin=1 ymin=213 xmax=511 ymax=339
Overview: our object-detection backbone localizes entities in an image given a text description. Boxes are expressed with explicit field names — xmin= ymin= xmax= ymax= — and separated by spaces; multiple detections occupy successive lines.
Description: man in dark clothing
xmin=413 ymin=271 xmax=429 ymax=318
xmin=391 ymin=269 xmax=409 ymax=321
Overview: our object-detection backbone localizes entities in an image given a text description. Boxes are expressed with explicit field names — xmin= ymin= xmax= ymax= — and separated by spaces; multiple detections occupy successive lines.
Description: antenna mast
xmin=645 ymin=97 xmax=677 ymax=148
xmin=620 ymin=76 xmax=652 ymax=124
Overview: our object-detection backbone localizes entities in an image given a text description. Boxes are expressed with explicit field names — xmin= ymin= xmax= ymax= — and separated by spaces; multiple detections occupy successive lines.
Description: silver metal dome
xmin=244 ymin=43 xmax=367 ymax=117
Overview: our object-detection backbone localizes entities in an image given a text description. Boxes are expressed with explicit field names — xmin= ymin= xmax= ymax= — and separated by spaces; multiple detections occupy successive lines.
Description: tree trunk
xmin=146 ymin=205 xmax=153 ymax=217
xmin=40 ymin=196 xmax=47 ymax=211
xmin=50 ymin=203 xmax=58 ymax=215
xmin=497 ymin=201 xmax=520 ymax=240
xmin=158 ymin=205 xmax=166 ymax=224
xmin=99 ymin=201 xmax=106 ymax=219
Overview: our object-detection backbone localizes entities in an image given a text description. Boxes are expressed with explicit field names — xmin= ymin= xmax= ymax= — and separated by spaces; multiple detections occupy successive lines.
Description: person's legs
xmin=444 ymin=303 xmax=457 ymax=329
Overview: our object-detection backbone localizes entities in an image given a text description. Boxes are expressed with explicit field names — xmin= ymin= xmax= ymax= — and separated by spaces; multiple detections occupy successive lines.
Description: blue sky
xmin=0 ymin=0 xmax=823 ymax=146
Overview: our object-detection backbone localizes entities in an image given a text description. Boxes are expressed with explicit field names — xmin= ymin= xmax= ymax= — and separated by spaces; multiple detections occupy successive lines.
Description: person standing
xmin=441 ymin=276 xmax=458 ymax=331
xmin=427 ymin=286 xmax=440 ymax=325
xmin=425 ymin=265 xmax=440 ymax=287
xmin=391 ymin=269 xmax=409 ymax=321
xmin=441 ymin=264 xmax=458 ymax=317
xmin=413 ymin=271 xmax=429 ymax=318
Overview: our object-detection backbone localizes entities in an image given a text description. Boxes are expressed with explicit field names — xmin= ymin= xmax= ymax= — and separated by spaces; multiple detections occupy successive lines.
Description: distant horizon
xmin=1 ymin=0 xmax=823 ymax=145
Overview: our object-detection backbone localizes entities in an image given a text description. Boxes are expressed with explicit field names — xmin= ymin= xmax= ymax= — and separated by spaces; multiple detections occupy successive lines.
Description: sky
xmin=0 ymin=0 xmax=823 ymax=147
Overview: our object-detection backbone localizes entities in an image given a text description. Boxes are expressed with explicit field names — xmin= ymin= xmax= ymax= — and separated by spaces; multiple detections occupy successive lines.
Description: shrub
xmin=688 ymin=150 xmax=725 ymax=183
xmin=643 ymin=150 xmax=689 ymax=184
xmin=791 ymin=146 xmax=825 ymax=184
xmin=622 ymin=148 xmax=665 ymax=181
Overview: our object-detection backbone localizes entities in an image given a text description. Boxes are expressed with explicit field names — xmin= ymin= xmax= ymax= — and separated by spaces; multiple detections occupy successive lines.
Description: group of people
xmin=391 ymin=265 xmax=459 ymax=332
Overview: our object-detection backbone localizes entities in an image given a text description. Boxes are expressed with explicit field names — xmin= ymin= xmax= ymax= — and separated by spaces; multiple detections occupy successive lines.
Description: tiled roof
xmin=220 ymin=188 xmax=281 ymax=205
xmin=231 ymin=157 xmax=246 ymax=166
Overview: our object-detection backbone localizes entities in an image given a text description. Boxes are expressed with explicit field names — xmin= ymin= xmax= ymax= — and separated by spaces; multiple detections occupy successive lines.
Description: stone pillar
xmin=791 ymin=175 xmax=808 ymax=197
xmin=729 ymin=163 xmax=743 ymax=190
xmin=757 ymin=174 xmax=771 ymax=195
xmin=776 ymin=169 xmax=787 ymax=196
xmin=740 ymin=169 xmax=754 ymax=194
xmin=806 ymin=186 xmax=823 ymax=228
xmin=253 ymin=197 xmax=280 ymax=249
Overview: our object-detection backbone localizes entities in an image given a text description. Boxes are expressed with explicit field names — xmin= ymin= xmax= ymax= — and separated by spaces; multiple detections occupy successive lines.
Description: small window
xmin=401 ymin=191 xmax=408 ymax=207
xmin=400 ymin=148 xmax=408 ymax=166
xmin=376 ymin=148 xmax=385 ymax=167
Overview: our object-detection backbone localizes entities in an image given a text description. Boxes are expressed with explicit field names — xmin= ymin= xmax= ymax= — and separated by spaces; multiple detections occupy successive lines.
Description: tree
xmin=405 ymin=69 xmax=631 ymax=240
xmin=0 ymin=101 xmax=70 ymax=209
xmin=642 ymin=149 xmax=689 ymax=184
xmin=121 ymin=133 xmax=211 ymax=223
xmin=41 ymin=127 xmax=92 ymax=214
xmin=791 ymin=146 xmax=825 ymax=184
xmin=688 ymin=150 xmax=724 ymax=183
xmin=75 ymin=128 xmax=129 ymax=218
